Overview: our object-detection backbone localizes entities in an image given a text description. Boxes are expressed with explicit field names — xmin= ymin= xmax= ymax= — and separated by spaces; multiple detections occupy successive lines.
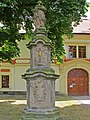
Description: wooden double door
xmin=68 ymin=68 xmax=88 ymax=96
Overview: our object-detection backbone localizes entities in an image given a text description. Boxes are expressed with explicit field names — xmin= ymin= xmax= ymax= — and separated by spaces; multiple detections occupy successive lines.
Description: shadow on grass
xmin=0 ymin=95 xmax=26 ymax=100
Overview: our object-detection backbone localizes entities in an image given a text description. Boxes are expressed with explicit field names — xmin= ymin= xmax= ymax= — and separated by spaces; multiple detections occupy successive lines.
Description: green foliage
xmin=0 ymin=0 xmax=88 ymax=61
xmin=0 ymin=41 xmax=20 ymax=61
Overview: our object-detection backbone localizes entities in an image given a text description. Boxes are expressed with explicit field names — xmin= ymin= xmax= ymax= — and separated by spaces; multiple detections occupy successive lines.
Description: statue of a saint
xmin=33 ymin=1 xmax=46 ymax=28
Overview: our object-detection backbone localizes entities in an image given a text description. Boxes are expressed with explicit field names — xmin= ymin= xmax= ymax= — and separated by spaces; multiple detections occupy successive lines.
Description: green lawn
xmin=0 ymin=95 xmax=90 ymax=120
xmin=0 ymin=101 xmax=25 ymax=120
xmin=60 ymin=104 xmax=90 ymax=120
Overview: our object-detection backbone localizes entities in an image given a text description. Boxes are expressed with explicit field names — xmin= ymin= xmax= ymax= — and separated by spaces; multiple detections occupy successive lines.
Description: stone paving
xmin=55 ymin=100 xmax=81 ymax=108
xmin=0 ymin=96 xmax=90 ymax=108
xmin=72 ymin=96 xmax=90 ymax=106
xmin=56 ymin=96 xmax=90 ymax=107
xmin=0 ymin=99 xmax=81 ymax=108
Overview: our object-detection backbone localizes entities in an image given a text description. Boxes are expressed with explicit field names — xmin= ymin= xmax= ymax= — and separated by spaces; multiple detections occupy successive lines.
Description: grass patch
xmin=55 ymin=94 xmax=73 ymax=101
xmin=0 ymin=95 xmax=26 ymax=100
xmin=0 ymin=101 xmax=25 ymax=120
xmin=59 ymin=104 xmax=90 ymax=120
xmin=0 ymin=95 xmax=90 ymax=120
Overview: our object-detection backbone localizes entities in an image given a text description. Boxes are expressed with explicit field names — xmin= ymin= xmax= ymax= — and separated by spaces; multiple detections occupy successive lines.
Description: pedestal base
xmin=21 ymin=108 xmax=62 ymax=120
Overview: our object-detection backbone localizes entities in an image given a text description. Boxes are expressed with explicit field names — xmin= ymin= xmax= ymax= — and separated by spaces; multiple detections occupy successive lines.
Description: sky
xmin=87 ymin=0 xmax=90 ymax=2
xmin=86 ymin=10 xmax=90 ymax=19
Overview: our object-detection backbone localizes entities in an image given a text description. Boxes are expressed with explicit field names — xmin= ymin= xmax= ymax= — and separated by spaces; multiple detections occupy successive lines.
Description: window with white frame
xmin=2 ymin=75 xmax=9 ymax=88
xmin=68 ymin=45 xmax=86 ymax=58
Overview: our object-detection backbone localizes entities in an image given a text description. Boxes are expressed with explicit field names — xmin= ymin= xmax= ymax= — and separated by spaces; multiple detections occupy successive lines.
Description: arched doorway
xmin=67 ymin=68 xmax=89 ymax=96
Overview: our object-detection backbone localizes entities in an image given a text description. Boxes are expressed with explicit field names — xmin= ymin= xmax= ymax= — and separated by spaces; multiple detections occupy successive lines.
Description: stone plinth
xmin=22 ymin=72 xmax=61 ymax=120
xmin=21 ymin=108 xmax=62 ymax=120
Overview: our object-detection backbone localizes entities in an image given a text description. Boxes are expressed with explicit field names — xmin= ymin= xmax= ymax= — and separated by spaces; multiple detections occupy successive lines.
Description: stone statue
xmin=33 ymin=1 xmax=46 ymax=28
xmin=22 ymin=1 xmax=61 ymax=120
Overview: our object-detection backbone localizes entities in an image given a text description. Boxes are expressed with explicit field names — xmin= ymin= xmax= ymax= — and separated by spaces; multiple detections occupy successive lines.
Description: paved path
xmin=55 ymin=100 xmax=81 ymax=108
xmin=0 ymin=99 xmax=81 ymax=108
xmin=72 ymin=96 xmax=90 ymax=106
xmin=0 ymin=96 xmax=90 ymax=108
xmin=56 ymin=96 xmax=90 ymax=108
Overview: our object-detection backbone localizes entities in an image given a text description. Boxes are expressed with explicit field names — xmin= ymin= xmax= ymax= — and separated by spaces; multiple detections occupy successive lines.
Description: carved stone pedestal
xmin=22 ymin=69 xmax=61 ymax=120
xmin=21 ymin=108 xmax=62 ymax=120
xmin=22 ymin=69 xmax=59 ymax=109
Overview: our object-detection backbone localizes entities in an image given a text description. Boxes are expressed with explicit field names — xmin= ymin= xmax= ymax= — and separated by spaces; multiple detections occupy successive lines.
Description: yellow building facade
xmin=60 ymin=34 xmax=90 ymax=95
xmin=60 ymin=19 xmax=90 ymax=96
xmin=0 ymin=39 xmax=60 ymax=95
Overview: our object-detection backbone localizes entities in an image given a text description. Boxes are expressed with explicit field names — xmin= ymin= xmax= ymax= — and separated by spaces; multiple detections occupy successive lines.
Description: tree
xmin=0 ymin=0 xmax=88 ymax=62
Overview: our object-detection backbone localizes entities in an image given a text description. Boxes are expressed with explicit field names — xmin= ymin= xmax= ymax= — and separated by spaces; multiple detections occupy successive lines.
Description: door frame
xmin=67 ymin=68 xmax=89 ymax=96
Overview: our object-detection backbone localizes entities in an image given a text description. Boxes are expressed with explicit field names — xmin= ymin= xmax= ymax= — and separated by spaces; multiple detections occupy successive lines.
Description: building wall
xmin=60 ymin=60 xmax=90 ymax=95
xmin=1 ymin=34 xmax=90 ymax=95
xmin=14 ymin=65 xmax=27 ymax=91
xmin=0 ymin=63 xmax=14 ymax=91
xmin=0 ymin=39 xmax=60 ymax=94
xmin=61 ymin=34 xmax=90 ymax=95
xmin=0 ymin=62 xmax=60 ymax=93
xmin=51 ymin=64 xmax=60 ymax=92
xmin=18 ymin=39 xmax=30 ymax=58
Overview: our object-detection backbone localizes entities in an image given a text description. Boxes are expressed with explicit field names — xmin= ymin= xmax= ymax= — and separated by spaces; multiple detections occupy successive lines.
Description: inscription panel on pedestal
xmin=31 ymin=41 xmax=50 ymax=68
